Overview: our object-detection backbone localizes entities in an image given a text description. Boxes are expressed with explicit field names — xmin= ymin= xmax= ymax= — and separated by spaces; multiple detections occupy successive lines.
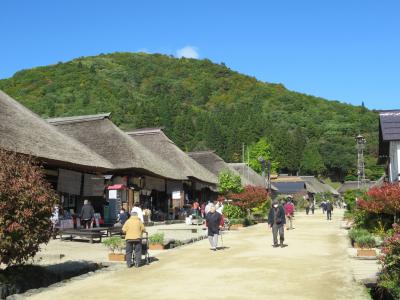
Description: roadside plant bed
xmin=348 ymin=228 xmax=377 ymax=257
xmin=149 ymin=233 xmax=165 ymax=250
xmin=0 ymin=261 xmax=103 ymax=299
xmin=103 ymin=237 xmax=126 ymax=261
xmin=229 ymin=218 xmax=256 ymax=230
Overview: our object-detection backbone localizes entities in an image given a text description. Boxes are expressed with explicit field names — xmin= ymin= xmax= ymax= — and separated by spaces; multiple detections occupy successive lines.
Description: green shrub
xmin=348 ymin=228 xmax=369 ymax=241
xmin=243 ymin=217 xmax=255 ymax=227
xmin=102 ymin=237 xmax=125 ymax=253
xmin=149 ymin=233 xmax=164 ymax=244
xmin=223 ymin=204 xmax=246 ymax=219
xmin=229 ymin=218 xmax=245 ymax=225
xmin=251 ymin=200 xmax=271 ymax=217
xmin=355 ymin=234 xmax=376 ymax=248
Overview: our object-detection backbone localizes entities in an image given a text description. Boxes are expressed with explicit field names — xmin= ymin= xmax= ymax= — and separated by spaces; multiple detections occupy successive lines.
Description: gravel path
xmin=26 ymin=209 xmax=369 ymax=300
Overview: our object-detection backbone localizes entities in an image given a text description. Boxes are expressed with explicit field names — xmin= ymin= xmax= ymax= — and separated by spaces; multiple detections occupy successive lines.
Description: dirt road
xmin=26 ymin=209 xmax=369 ymax=300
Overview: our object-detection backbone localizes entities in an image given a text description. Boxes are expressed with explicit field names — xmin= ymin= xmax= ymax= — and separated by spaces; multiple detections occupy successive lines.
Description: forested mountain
xmin=0 ymin=52 xmax=383 ymax=180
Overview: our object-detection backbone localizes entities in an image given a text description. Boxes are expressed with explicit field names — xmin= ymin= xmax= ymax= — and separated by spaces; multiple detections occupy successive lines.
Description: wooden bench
xmin=59 ymin=229 xmax=103 ymax=243
xmin=107 ymin=227 xmax=123 ymax=237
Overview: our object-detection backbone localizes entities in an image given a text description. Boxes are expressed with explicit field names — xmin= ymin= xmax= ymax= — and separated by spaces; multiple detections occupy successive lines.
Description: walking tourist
xmin=311 ymin=201 xmax=315 ymax=214
xmin=284 ymin=197 xmax=295 ymax=230
xmin=131 ymin=202 xmax=144 ymax=223
xmin=321 ymin=200 xmax=327 ymax=214
xmin=326 ymin=200 xmax=333 ymax=220
xmin=205 ymin=204 xmax=222 ymax=251
xmin=268 ymin=200 xmax=286 ymax=248
xmin=122 ymin=212 xmax=145 ymax=268
xmin=80 ymin=199 xmax=95 ymax=229
xmin=305 ymin=200 xmax=310 ymax=215
xmin=205 ymin=200 xmax=213 ymax=215
xmin=116 ymin=208 xmax=129 ymax=226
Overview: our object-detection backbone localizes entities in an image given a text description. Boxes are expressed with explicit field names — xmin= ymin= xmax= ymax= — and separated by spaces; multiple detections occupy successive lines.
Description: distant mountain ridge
xmin=0 ymin=52 xmax=382 ymax=180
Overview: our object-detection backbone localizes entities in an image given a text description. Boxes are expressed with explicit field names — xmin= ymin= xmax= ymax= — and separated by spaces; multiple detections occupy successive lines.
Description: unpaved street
xmin=26 ymin=209 xmax=368 ymax=300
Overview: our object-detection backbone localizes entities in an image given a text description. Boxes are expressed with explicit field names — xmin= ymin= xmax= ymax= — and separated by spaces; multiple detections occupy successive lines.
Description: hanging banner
xmin=83 ymin=174 xmax=105 ymax=196
xmin=57 ymin=169 xmax=82 ymax=195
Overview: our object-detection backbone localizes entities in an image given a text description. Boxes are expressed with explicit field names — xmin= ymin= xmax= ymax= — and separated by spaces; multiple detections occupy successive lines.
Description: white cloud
xmin=176 ymin=46 xmax=199 ymax=59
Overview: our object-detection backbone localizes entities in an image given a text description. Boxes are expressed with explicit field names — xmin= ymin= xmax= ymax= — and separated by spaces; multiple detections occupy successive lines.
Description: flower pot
xmin=149 ymin=243 xmax=164 ymax=250
xmin=108 ymin=253 xmax=125 ymax=261
xmin=357 ymin=248 xmax=376 ymax=257
xmin=230 ymin=224 xmax=244 ymax=230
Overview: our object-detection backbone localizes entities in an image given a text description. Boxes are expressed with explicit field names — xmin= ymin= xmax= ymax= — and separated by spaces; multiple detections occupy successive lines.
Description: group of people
xmin=320 ymin=200 xmax=334 ymax=220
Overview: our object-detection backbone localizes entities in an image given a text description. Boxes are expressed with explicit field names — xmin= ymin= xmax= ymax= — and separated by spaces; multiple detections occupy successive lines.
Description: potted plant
xmin=149 ymin=233 xmax=165 ymax=250
xmin=355 ymin=233 xmax=377 ymax=257
xmin=348 ymin=228 xmax=369 ymax=247
xmin=103 ymin=236 xmax=126 ymax=261
xmin=229 ymin=218 xmax=244 ymax=230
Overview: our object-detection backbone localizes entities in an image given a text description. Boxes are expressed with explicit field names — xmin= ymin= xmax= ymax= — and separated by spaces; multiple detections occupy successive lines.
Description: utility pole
xmin=355 ymin=134 xmax=366 ymax=189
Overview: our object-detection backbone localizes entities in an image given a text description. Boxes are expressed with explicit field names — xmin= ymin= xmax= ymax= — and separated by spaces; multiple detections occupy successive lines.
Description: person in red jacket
xmin=284 ymin=197 xmax=295 ymax=230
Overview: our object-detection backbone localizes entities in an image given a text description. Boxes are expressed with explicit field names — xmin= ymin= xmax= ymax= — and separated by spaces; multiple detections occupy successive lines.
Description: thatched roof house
xmin=0 ymin=90 xmax=113 ymax=172
xmin=126 ymin=128 xmax=218 ymax=185
xmin=229 ymin=163 xmax=278 ymax=190
xmin=337 ymin=180 xmax=376 ymax=194
xmin=188 ymin=151 xmax=254 ymax=186
xmin=47 ymin=114 xmax=186 ymax=180
xmin=300 ymin=176 xmax=339 ymax=196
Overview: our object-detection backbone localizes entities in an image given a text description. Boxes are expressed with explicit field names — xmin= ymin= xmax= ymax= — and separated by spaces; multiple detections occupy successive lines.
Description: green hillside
xmin=0 ymin=52 xmax=383 ymax=180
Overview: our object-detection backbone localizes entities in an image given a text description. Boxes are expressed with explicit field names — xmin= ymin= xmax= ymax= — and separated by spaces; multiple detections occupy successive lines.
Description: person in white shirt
xmin=131 ymin=203 xmax=144 ymax=223
xmin=205 ymin=201 xmax=212 ymax=215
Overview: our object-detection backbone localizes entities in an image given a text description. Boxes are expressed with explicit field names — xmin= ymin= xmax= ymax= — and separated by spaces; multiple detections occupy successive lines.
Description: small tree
xmin=358 ymin=184 xmax=400 ymax=223
xmin=229 ymin=185 xmax=269 ymax=212
xmin=218 ymin=170 xmax=243 ymax=195
xmin=0 ymin=150 xmax=57 ymax=265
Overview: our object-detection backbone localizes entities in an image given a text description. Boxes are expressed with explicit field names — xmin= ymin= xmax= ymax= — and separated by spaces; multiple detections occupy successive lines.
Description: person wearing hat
xmin=267 ymin=200 xmax=286 ymax=247
xmin=131 ymin=202 xmax=144 ymax=223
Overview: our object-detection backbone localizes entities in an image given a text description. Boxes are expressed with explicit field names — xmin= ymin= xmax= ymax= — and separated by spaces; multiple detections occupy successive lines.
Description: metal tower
xmin=355 ymin=134 xmax=366 ymax=189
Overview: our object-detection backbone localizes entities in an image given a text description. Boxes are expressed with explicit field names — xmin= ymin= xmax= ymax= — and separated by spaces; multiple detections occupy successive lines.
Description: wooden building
xmin=126 ymin=128 xmax=218 ymax=205
xmin=379 ymin=110 xmax=400 ymax=182
xmin=0 ymin=90 xmax=114 ymax=219
xmin=47 ymin=114 xmax=190 ymax=221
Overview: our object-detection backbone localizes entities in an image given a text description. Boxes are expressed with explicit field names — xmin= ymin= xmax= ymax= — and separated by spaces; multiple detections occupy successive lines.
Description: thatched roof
xmin=47 ymin=115 xmax=186 ymax=180
xmin=188 ymin=151 xmax=254 ymax=186
xmin=228 ymin=163 xmax=278 ymax=191
xmin=300 ymin=176 xmax=339 ymax=196
xmin=337 ymin=180 xmax=376 ymax=194
xmin=126 ymin=128 xmax=218 ymax=185
xmin=0 ymin=90 xmax=113 ymax=171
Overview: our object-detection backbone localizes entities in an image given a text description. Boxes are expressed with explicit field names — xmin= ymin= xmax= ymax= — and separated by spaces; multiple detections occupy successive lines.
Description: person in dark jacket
xmin=326 ymin=200 xmax=333 ymax=220
xmin=80 ymin=199 xmax=95 ymax=229
xmin=268 ymin=200 xmax=286 ymax=248
xmin=205 ymin=204 xmax=222 ymax=251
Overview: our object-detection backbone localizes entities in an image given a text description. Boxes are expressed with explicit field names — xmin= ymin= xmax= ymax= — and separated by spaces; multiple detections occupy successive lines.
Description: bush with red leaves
xmin=358 ymin=183 xmax=400 ymax=220
xmin=229 ymin=185 xmax=269 ymax=210
xmin=0 ymin=150 xmax=57 ymax=265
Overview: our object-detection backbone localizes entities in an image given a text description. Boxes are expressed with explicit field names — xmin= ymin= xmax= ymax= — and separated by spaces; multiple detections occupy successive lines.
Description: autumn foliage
xmin=229 ymin=185 xmax=269 ymax=210
xmin=0 ymin=150 xmax=57 ymax=265
xmin=357 ymin=183 xmax=400 ymax=217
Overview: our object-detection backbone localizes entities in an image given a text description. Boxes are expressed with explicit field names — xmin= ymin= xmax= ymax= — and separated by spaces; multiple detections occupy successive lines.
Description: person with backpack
xmin=268 ymin=200 xmax=286 ymax=248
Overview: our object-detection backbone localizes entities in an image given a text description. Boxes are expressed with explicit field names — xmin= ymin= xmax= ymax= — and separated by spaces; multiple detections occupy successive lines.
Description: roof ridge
xmin=47 ymin=113 xmax=111 ymax=125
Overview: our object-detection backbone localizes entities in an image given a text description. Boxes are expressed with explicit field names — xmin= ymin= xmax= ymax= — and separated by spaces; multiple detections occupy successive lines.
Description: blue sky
xmin=1 ymin=1 xmax=399 ymax=109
